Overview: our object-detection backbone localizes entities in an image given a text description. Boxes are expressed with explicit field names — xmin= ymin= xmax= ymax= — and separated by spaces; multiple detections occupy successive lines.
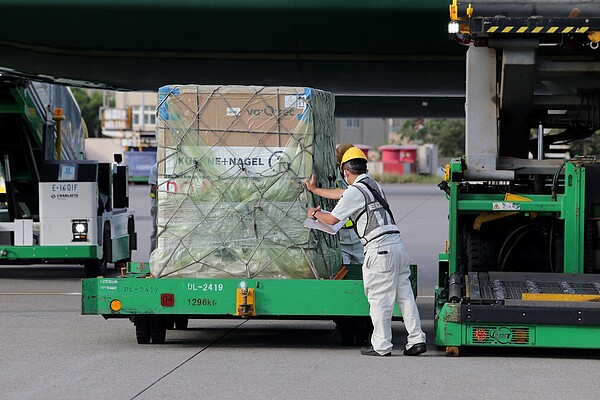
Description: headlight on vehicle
xmin=448 ymin=21 xmax=460 ymax=34
xmin=72 ymin=219 xmax=88 ymax=242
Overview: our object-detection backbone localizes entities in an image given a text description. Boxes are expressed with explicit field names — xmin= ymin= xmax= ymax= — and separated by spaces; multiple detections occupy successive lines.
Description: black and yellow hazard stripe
xmin=485 ymin=25 xmax=589 ymax=34
xmin=471 ymin=16 xmax=600 ymax=36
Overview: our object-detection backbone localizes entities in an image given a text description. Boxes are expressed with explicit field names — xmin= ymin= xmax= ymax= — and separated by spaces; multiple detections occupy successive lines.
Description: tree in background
xmin=570 ymin=134 xmax=600 ymax=157
xmin=71 ymin=89 xmax=114 ymax=138
xmin=392 ymin=118 xmax=465 ymax=157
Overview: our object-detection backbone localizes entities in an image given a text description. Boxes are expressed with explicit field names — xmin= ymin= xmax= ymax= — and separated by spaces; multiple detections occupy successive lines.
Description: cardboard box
xmin=157 ymin=86 xmax=319 ymax=181
xmin=157 ymin=86 xmax=308 ymax=148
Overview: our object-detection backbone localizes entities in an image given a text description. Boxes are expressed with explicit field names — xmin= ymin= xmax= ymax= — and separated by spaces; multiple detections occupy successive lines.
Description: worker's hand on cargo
xmin=304 ymin=174 xmax=344 ymax=200
xmin=304 ymin=174 xmax=317 ymax=192
xmin=307 ymin=206 xmax=321 ymax=219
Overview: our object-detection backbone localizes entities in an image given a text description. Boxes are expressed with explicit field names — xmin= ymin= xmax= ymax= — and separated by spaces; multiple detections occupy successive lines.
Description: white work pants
xmin=363 ymin=238 xmax=426 ymax=354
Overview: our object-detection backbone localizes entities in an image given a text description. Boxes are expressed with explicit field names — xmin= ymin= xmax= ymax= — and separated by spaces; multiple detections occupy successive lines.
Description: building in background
xmin=102 ymin=91 xmax=157 ymax=149
xmin=96 ymin=99 xmax=436 ymax=179
xmin=100 ymin=91 xmax=157 ymax=182
xmin=335 ymin=118 xmax=389 ymax=152
xmin=335 ymin=117 xmax=440 ymax=176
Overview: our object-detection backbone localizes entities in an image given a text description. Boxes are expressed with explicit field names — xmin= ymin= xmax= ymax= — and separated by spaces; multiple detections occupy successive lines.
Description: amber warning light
xmin=109 ymin=299 xmax=122 ymax=312
xmin=161 ymin=293 xmax=175 ymax=307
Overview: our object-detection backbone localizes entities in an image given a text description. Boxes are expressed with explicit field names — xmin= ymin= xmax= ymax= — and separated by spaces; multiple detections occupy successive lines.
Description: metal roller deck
xmin=468 ymin=272 xmax=600 ymax=304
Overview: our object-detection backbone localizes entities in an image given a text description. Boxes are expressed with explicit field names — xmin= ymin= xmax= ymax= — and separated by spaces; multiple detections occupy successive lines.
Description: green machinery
xmin=82 ymin=263 xmax=416 ymax=345
xmin=435 ymin=2 xmax=600 ymax=355
xmin=0 ymin=78 xmax=136 ymax=277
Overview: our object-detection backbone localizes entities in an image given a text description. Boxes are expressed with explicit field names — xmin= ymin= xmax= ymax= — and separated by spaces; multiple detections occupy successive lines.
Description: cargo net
xmin=150 ymin=85 xmax=341 ymax=279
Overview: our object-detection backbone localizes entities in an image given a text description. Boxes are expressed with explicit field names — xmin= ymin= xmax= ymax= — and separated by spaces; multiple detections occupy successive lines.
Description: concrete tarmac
xmin=1 ymin=184 xmax=599 ymax=400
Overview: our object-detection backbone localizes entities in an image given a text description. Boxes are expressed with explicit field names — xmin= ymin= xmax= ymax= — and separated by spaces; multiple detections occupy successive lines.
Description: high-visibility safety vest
xmin=351 ymin=177 xmax=399 ymax=245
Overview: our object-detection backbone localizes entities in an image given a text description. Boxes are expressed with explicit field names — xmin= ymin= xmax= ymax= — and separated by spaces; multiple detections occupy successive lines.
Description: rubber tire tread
xmin=135 ymin=316 xmax=151 ymax=344
xmin=175 ymin=317 xmax=189 ymax=330
xmin=466 ymin=231 xmax=496 ymax=272
xmin=150 ymin=316 xmax=167 ymax=344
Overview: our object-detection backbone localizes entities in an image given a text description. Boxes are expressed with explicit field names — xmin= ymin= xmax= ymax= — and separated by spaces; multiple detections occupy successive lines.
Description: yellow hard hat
xmin=340 ymin=147 xmax=368 ymax=166
xmin=336 ymin=143 xmax=355 ymax=165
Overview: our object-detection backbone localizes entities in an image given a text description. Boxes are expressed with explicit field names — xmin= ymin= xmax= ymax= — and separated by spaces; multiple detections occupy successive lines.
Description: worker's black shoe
xmin=360 ymin=346 xmax=391 ymax=357
xmin=403 ymin=342 xmax=427 ymax=356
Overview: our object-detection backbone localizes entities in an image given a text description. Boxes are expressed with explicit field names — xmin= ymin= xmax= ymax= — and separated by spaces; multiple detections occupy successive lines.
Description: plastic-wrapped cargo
xmin=150 ymin=85 xmax=341 ymax=279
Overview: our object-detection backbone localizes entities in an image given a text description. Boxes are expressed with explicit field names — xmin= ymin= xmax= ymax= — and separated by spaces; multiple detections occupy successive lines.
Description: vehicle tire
xmin=336 ymin=318 xmax=355 ymax=346
xmin=353 ymin=317 xmax=373 ymax=346
xmin=83 ymin=230 xmax=109 ymax=278
xmin=466 ymin=230 xmax=496 ymax=272
xmin=127 ymin=215 xmax=137 ymax=253
xmin=175 ymin=317 xmax=189 ymax=330
xmin=83 ymin=259 xmax=100 ymax=278
xmin=102 ymin=222 xmax=112 ymax=269
xmin=135 ymin=315 xmax=151 ymax=344
xmin=336 ymin=317 xmax=372 ymax=346
xmin=150 ymin=316 xmax=167 ymax=344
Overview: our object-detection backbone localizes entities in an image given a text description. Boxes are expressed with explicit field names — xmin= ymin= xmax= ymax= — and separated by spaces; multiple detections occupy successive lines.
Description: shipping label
xmin=284 ymin=94 xmax=306 ymax=109
xmin=492 ymin=202 xmax=521 ymax=211
xmin=163 ymin=146 xmax=293 ymax=186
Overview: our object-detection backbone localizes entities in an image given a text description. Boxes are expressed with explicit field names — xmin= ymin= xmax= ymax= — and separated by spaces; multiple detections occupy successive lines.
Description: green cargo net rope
xmin=150 ymin=85 xmax=340 ymax=280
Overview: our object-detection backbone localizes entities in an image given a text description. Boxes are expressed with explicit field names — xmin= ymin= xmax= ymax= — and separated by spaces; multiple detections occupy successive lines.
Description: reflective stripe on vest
xmin=351 ymin=177 xmax=399 ymax=245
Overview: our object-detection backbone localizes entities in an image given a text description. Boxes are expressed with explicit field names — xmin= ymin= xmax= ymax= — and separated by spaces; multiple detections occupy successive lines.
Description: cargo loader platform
xmin=468 ymin=272 xmax=600 ymax=304
xmin=435 ymin=272 xmax=600 ymax=355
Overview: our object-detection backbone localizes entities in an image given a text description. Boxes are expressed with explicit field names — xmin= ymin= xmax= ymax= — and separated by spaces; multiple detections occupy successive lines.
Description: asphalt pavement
xmin=1 ymin=184 xmax=599 ymax=400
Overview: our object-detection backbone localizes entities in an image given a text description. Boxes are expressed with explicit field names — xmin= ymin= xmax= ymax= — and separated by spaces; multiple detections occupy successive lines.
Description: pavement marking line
xmin=131 ymin=319 xmax=249 ymax=400
xmin=396 ymin=196 xmax=436 ymax=222
xmin=0 ymin=292 xmax=82 ymax=296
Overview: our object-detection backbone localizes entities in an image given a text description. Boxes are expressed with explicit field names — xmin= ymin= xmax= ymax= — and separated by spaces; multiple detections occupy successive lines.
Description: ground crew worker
xmin=335 ymin=144 xmax=365 ymax=265
xmin=148 ymin=163 xmax=158 ymax=254
xmin=305 ymin=147 xmax=426 ymax=356
xmin=305 ymin=143 xmax=364 ymax=265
